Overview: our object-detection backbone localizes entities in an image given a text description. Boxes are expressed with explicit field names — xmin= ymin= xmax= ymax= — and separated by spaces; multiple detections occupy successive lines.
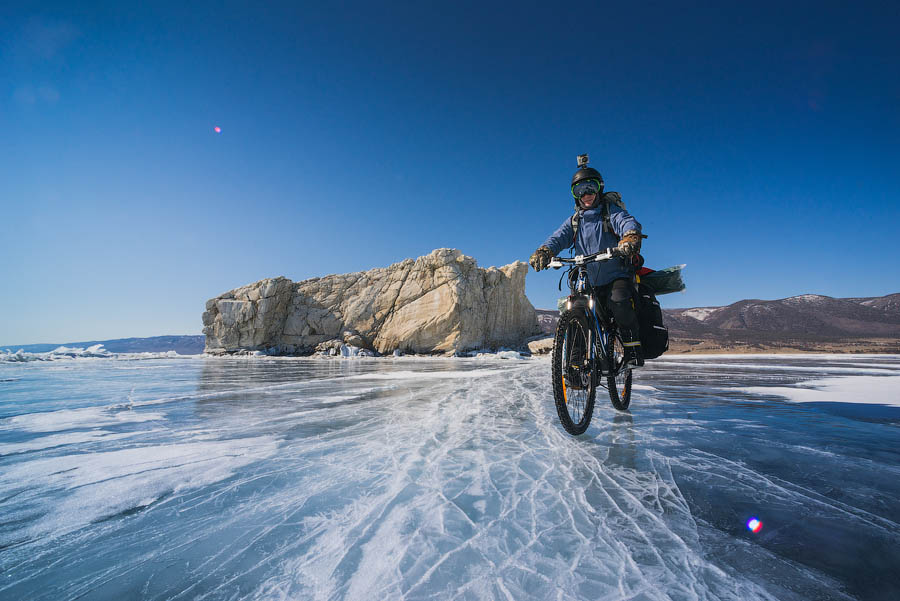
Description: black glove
xmin=529 ymin=246 xmax=552 ymax=272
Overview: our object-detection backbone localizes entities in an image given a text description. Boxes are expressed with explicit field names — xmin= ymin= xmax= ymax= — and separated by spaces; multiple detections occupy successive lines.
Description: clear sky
xmin=2 ymin=1 xmax=899 ymax=344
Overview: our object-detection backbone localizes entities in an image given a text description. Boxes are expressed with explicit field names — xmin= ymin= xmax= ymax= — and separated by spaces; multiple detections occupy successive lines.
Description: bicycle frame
xmin=555 ymin=253 xmax=621 ymax=380
xmin=549 ymin=249 xmax=635 ymax=429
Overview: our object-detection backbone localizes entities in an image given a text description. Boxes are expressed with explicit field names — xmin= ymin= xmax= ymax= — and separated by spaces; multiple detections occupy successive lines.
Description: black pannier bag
xmin=636 ymin=283 xmax=668 ymax=359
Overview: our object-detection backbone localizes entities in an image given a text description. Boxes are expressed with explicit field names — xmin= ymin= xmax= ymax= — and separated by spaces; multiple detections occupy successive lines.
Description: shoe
xmin=623 ymin=341 xmax=644 ymax=368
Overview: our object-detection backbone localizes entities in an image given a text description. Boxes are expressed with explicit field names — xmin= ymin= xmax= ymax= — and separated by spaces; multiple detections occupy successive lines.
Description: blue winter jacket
xmin=542 ymin=200 xmax=642 ymax=287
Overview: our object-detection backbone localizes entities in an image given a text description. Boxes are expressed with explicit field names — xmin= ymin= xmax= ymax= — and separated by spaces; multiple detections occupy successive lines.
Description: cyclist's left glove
xmin=616 ymin=230 xmax=642 ymax=258
xmin=529 ymin=246 xmax=552 ymax=271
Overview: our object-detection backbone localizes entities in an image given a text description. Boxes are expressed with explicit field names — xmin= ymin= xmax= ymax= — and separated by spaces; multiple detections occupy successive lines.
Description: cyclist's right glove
xmin=529 ymin=246 xmax=552 ymax=271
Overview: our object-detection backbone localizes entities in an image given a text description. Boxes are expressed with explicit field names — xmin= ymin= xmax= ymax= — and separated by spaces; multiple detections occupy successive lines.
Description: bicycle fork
xmin=589 ymin=303 xmax=612 ymax=380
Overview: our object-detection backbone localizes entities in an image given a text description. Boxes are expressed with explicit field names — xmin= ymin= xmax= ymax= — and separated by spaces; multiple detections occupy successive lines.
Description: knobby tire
xmin=606 ymin=331 xmax=633 ymax=411
xmin=552 ymin=310 xmax=597 ymax=435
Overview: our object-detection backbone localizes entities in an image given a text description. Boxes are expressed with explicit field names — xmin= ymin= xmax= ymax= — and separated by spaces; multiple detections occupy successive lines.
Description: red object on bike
xmin=637 ymin=267 xmax=654 ymax=276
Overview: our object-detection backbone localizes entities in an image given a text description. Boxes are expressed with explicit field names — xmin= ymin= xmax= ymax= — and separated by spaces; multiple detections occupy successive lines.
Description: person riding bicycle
xmin=529 ymin=155 xmax=645 ymax=367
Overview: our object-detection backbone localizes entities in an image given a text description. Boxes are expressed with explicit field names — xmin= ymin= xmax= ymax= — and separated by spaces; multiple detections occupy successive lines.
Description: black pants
xmin=593 ymin=278 xmax=639 ymax=341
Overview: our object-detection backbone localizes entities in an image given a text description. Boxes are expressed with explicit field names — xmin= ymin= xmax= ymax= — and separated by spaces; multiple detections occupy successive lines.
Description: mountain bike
xmin=549 ymin=250 xmax=633 ymax=435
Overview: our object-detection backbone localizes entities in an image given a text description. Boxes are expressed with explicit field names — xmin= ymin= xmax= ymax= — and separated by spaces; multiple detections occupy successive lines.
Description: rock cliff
xmin=202 ymin=249 xmax=540 ymax=355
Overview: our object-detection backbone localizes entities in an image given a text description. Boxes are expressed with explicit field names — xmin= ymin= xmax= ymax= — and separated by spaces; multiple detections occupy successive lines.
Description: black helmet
xmin=571 ymin=154 xmax=604 ymax=193
xmin=571 ymin=167 xmax=603 ymax=188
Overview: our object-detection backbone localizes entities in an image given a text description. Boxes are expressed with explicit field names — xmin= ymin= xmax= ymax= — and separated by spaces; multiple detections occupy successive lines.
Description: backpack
xmin=570 ymin=191 xmax=647 ymax=270
xmin=636 ymin=283 xmax=669 ymax=359
xmin=570 ymin=193 xmax=665 ymax=357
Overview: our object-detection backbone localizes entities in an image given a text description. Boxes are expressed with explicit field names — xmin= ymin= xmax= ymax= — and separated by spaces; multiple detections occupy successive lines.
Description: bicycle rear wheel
xmin=552 ymin=310 xmax=597 ymax=435
xmin=606 ymin=331 xmax=633 ymax=411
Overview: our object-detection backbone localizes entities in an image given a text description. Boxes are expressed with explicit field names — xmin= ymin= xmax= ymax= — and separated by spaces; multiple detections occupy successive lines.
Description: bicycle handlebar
xmin=547 ymin=248 xmax=624 ymax=269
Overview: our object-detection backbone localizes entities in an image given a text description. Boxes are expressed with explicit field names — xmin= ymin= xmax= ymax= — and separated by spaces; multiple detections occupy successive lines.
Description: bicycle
xmin=548 ymin=250 xmax=634 ymax=435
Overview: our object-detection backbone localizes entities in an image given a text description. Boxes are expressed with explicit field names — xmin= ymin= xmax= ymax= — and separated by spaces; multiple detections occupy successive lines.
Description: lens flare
xmin=214 ymin=126 xmax=221 ymax=133
xmin=747 ymin=518 xmax=763 ymax=533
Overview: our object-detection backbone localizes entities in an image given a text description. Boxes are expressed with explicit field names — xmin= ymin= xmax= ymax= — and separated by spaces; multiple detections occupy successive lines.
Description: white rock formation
xmin=202 ymin=249 xmax=540 ymax=355
xmin=526 ymin=336 xmax=554 ymax=355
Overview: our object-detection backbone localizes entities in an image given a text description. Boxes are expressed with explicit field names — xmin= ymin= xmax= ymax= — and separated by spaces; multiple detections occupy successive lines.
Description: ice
xmin=632 ymin=384 xmax=659 ymax=391
xmin=453 ymin=348 xmax=528 ymax=359
xmin=0 ymin=437 xmax=278 ymax=544
xmin=340 ymin=344 xmax=375 ymax=357
xmin=342 ymin=367 xmax=522 ymax=380
xmin=475 ymin=349 xmax=527 ymax=360
xmin=1 ymin=406 xmax=165 ymax=432
xmin=0 ymin=430 xmax=138 ymax=456
xmin=0 ymin=344 xmax=112 ymax=361
xmin=1 ymin=354 xmax=898 ymax=601
xmin=0 ymin=344 xmax=183 ymax=362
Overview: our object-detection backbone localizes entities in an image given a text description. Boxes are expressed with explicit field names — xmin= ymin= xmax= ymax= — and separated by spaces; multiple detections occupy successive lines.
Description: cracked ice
xmin=1 ymin=354 xmax=899 ymax=600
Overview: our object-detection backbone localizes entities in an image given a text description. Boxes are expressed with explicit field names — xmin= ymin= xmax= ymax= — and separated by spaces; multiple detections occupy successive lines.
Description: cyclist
xmin=529 ymin=157 xmax=644 ymax=367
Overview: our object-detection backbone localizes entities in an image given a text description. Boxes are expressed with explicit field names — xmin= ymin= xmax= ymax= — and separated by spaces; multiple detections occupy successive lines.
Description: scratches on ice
xmin=1 ymin=406 xmax=165 ymax=433
xmin=0 ymin=437 xmax=278 ymax=546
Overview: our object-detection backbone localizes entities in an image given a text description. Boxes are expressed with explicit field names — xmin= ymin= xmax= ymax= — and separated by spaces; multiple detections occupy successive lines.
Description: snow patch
xmin=784 ymin=294 xmax=830 ymax=303
xmin=651 ymin=360 xmax=898 ymax=375
xmin=736 ymin=375 xmax=900 ymax=407
xmin=681 ymin=307 xmax=720 ymax=321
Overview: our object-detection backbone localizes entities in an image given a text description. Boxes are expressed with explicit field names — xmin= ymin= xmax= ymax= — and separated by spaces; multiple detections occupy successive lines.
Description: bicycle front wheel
xmin=606 ymin=331 xmax=633 ymax=411
xmin=552 ymin=309 xmax=597 ymax=435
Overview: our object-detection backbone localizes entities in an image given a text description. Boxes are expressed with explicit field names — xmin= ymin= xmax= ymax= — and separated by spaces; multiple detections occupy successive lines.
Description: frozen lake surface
xmin=2 ymin=354 xmax=899 ymax=601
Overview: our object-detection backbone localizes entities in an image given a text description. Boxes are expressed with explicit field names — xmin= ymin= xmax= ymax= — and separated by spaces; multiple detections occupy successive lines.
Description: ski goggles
xmin=572 ymin=179 xmax=601 ymax=199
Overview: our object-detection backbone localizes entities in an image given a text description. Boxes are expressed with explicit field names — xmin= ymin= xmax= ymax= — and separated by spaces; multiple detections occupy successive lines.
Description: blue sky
xmin=2 ymin=1 xmax=899 ymax=344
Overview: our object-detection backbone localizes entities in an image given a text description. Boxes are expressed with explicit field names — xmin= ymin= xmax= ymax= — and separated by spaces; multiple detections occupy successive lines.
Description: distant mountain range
xmin=538 ymin=293 xmax=900 ymax=353
xmin=2 ymin=335 xmax=205 ymax=355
